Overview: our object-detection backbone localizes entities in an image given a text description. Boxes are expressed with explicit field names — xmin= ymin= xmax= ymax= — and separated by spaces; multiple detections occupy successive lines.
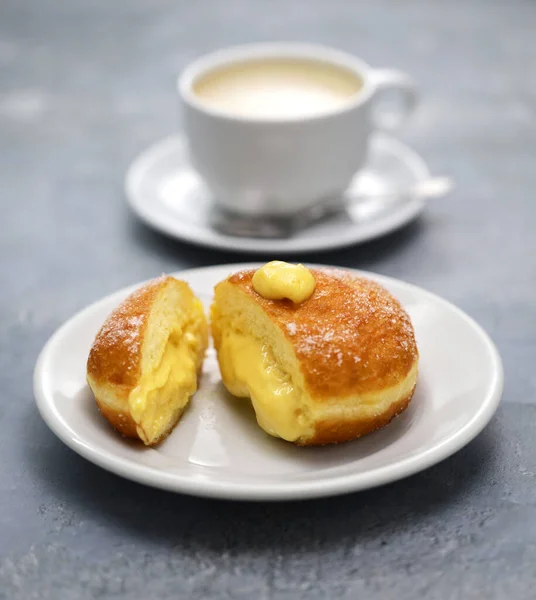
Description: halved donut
xmin=87 ymin=276 xmax=208 ymax=445
xmin=211 ymin=267 xmax=418 ymax=445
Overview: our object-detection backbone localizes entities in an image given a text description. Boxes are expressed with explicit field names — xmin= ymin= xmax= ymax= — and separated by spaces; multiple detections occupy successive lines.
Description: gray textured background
xmin=1 ymin=0 xmax=535 ymax=598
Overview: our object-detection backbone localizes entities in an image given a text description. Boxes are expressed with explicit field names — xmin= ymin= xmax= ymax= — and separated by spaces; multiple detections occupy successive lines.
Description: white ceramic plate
xmin=125 ymin=135 xmax=429 ymax=254
xmin=34 ymin=264 xmax=503 ymax=501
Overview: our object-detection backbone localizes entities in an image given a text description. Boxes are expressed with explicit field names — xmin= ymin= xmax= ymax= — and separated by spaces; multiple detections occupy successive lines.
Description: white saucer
xmin=34 ymin=264 xmax=503 ymax=501
xmin=126 ymin=135 xmax=430 ymax=254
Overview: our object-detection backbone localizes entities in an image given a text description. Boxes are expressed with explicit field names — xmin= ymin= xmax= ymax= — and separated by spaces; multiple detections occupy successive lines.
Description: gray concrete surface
xmin=1 ymin=0 xmax=535 ymax=598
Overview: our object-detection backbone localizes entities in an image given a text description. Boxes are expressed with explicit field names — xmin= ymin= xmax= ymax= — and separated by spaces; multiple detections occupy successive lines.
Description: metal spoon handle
xmin=213 ymin=176 xmax=454 ymax=239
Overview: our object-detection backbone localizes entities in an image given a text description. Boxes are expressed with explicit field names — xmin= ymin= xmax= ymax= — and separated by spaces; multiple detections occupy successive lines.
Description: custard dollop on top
xmin=252 ymin=261 xmax=316 ymax=304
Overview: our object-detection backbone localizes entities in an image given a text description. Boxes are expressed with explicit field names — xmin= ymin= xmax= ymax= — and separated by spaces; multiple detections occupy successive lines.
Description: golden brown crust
xmin=87 ymin=275 xmax=169 ymax=392
xmin=94 ymin=395 xmax=139 ymax=439
xmin=225 ymin=268 xmax=418 ymax=400
xmin=86 ymin=275 xmax=208 ymax=446
xmin=92 ymin=368 xmax=204 ymax=445
xmin=297 ymin=385 xmax=416 ymax=446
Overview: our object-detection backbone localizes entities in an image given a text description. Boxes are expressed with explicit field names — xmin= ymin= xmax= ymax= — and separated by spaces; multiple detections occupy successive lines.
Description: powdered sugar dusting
xmin=87 ymin=277 xmax=167 ymax=383
xmin=94 ymin=306 xmax=144 ymax=357
xmin=321 ymin=267 xmax=355 ymax=281
xmin=233 ymin=267 xmax=417 ymax=394
xmin=323 ymin=330 xmax=335 ymax=342
xmin=273 ymin=268 xmax=417 ymax=389
xmin=286 ymin=322 xmax=297 ymax=335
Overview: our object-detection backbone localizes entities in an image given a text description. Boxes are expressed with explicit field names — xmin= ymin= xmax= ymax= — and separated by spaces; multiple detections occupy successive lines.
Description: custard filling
xmin=218 ymin=327 xmax=312 ymax=442
xmin=129 ymin=328 xmax=198 ymax=443
xmin=252 ymin=261 xmax=316 ymax=304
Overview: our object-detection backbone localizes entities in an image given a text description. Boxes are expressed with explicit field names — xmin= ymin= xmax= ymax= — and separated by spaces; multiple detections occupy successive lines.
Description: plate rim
xmin=124 ymin=134 xmax=429 ymax=254
xmin=34 ymin=264 xmax=504 ymax=501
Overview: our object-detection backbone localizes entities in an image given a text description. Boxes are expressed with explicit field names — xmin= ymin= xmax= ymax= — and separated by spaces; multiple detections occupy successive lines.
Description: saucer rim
xmin=125 ymin=134 xmax=429 ymax=254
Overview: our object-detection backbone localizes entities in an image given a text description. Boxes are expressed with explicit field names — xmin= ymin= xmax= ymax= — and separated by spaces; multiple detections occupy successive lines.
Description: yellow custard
xmin=217 ymin=327 xmax=312 ymax=442
xmin=252 ymin=261 xmax=315 ymax=304
xmin=129 ymin=328 xmax=198 ymax=443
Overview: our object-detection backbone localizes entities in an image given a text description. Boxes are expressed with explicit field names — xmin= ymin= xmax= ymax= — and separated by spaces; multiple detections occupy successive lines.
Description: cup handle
xmin=369 ymin=69 xmax=419 ymax=131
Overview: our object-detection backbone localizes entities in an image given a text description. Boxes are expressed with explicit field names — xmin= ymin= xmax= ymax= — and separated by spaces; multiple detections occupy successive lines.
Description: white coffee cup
xmin=179 ymin=43 xmax=418 ymax=217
